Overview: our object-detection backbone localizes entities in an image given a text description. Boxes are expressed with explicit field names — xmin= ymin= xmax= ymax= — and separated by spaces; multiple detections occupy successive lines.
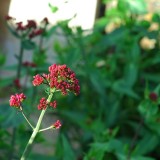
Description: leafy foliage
xmin=0 ymin=0 xmax=160 ymax=159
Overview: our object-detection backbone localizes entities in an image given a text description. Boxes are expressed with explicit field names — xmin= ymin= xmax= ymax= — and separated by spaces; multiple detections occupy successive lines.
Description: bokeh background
xmin=0 ymin=0 xmax=160 ymax=160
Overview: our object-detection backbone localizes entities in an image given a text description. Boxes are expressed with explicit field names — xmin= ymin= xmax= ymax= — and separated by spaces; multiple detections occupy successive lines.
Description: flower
xmin=9 ymin=93 xmax=26 ymax=108
xmin=48 ymin=64 xmax=80 ymax=95
xmin=42 ymin=17 xmax=49 ymax=25
xmin=16 ymin=22 xmax=26 ymax=31
xmin=140 ymin=37 xmax=156 ymax=50
xmin=50 ymin=100 xmax=57 ymax=108
xmin=148 ymin=22 xmax=159 ymax=32
xmin=149 ymin=92 xmax=158 ymax=102
xmin=23 ymin=61 xmax=36 ymax=67
xmin=29 ymin=29 xmax=44 ymax=38
xmin=13 ymin=78 xmax=21 ymax=89
xmin=32 ymin=64 xmax=80 ymax=95
xmin=32 ymin=74 xmax=44 ymax=86
xmin=26 ymin=20 xmax=37 ymax=29
xmin=37 ymin=97 xmax=47 ymax=110
xmin=5 ymin=15 xmax=15 ymax=21
xmin=53 ymin=120 xmax=62 ymax=129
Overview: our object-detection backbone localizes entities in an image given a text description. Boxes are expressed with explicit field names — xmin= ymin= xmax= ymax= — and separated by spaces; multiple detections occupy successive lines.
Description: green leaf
xmin=117 ymin=154 xmax=155 ymax=160
xmin=134 ymin=133 xmax=159 ymax=155
xmin=56 ymin=134 xmax=76 ymax=160
xmin=85 ymin=139 xmax=124 ymax=160
xmin=112 ymin=79 xmax=139 ymax=99
xmin=29 ymin=154 xmax=57 ymax=160
xmin=119 ymin=0 xmax=147 ymax=14
xmin=48 ymin=3 xmax=58 ymax=13
xmin=89 ymin=69 xmax=106 ymax=96
xmin=138 ymin=100 xmax=158 ymax=118
xmin=130 ymin=41 xmax=140 ymax=61
xmin=124 ymin=63 xmax=138 ymax=87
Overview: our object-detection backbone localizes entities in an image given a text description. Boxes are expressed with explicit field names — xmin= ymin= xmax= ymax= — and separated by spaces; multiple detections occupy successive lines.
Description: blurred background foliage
xmin=0 ymin=0 xmax=160 ymax=159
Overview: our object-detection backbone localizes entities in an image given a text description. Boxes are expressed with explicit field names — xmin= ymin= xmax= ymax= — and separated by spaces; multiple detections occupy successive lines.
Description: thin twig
xmin=21 ymin=110 xmax=34 ymax=130
xmin=39 ymin=126 xmax=53 ymax=132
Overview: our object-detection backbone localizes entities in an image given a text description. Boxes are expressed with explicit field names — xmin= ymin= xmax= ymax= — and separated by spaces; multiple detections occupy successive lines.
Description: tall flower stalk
xmin=9 ymin=64 xmax=80 ymax=159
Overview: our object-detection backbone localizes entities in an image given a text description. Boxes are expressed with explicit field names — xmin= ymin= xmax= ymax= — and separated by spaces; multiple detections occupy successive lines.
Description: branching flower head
xmin=50 ymin=100 xmax=57 ymax=108
xmin=9 ymin=93 xmax=26 ymax=109
xmin=53 ymin=120 xmax=62 ymax=129
xmin=37 ymin=97 xmax=48 ymax=110
xmin=32 ymin=64 xmax=80 ymax=95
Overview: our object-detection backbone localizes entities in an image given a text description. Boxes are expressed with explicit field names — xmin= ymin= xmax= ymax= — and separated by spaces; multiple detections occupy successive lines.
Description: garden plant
xmin=0 ymin=0 xmax=160 ymax=159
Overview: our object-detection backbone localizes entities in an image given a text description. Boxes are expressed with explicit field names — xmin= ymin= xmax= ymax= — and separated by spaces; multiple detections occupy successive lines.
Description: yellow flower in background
xmin=148 ymin=22 xmax=159 ymax=31
xmin=140 ymin=37 xmax=156 ymax=50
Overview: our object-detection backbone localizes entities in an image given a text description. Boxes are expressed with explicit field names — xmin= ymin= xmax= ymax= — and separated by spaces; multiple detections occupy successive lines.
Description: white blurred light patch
xmin=9 ymin=0 xmax=97 ymax=30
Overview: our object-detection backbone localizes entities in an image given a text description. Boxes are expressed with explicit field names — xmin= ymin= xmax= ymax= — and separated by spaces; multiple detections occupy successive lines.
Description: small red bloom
xmin=26 ymin=20 xmax=37 ymax=29
xmin=53 ymin=120 xmax=61 ymax=129
xmin=34 ymin=29 xmax=44 ymax=35
xmin=50 ymin=100 xmax=57 ymax=108
xmin=23 ymin=61 xmax=36 ymax=67
xmin=48 ymin=64 xmax=80 ymax=95
xmin=14 ymin=78 xmax=21 ymax=89
xmin=29 ymin=29 xmax=43 ymax=38
xmin=32 ymin=74 xmax=44 ymax=86
xmin=16 ymin=22 xmax=26 ymax=31
xmin=5 ymin=15 xmax=15 ymax=21
xmin=149 ymin=92 xmax=158 ymax=102
xmin=9 ymin=93 xmax=26 ymax=108
xmin=37 ymin=97 xmax=47 ymax=110
xmin=42 ymin=17 xmax=49 ymax=25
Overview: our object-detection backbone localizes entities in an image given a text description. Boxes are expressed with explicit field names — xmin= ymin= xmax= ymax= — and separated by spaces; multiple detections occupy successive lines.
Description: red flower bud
xmin=53 ymin=120 xmax=61 ymax=129
xmin=149 ymin=92 xmax=158 ymax=102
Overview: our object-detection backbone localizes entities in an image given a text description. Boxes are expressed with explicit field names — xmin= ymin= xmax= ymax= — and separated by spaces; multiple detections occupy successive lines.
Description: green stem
xmin=20 ymin=92 xmax=53 ymax=160
xmin=8 ymin=127 xmax=17 ymax=160
xmin=21 ymin=110 xmax=34 ymax=130
xmin=8 ymin=40 xmax=24 ymax=160
xmin=39 ymin=126 xmax=53 ymax=132
xmin=17 ymin=41 xmax=24 ymax=79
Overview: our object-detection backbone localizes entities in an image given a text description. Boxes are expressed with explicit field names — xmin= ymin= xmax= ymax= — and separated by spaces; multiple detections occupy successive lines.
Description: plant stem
xmin=8 ymin=127 xmax=17 ymax=160
xmin=8 ymin=41 xmax=24 ymax=160
xmin=17 ymin=41 xmax=24 ymax=79
xmin=21 ymin=110 xmax=34 ymax=130
xmin=39 ymin=126 xmax=53 ymax=132
xmin=20 ymin=92 xmax=53 ymax=160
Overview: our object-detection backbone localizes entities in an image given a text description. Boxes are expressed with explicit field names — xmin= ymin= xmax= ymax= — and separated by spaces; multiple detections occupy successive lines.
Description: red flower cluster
xmin=53 ymin=120 xmax=62 ymax=129
xmin=5 ymin=15 xmax=16 ymax=21
xmin=16 ymin=22 xmax=26 ymax=30
xmin=149 ymin=92 xmax=158 ymax=102
xmin=26 ymin=20 xmax=37 ymax=29
xmin=32 ymin=74 xmax=44 ymax=86
xmin=37 ymin=98 xmax=57 ymax=110
xmin=29 ymin=29 xmax=44 ymax=38
xmin=13 ymin=78 xmax=21 ymax=89
xmin=32 ymin=64 xmax=80 ymax=95
xmin=50 ymin=100 xmax=57 ymax=108
xmin=23 ymin=61 xmax=36 ymax=67
xmin=38 ymin=97 xmax=47 ymax=110
xmin=5 ymin=15 xmax=49 ymax=39
xmin=9 ymin=93 xmax=26 ymax=108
